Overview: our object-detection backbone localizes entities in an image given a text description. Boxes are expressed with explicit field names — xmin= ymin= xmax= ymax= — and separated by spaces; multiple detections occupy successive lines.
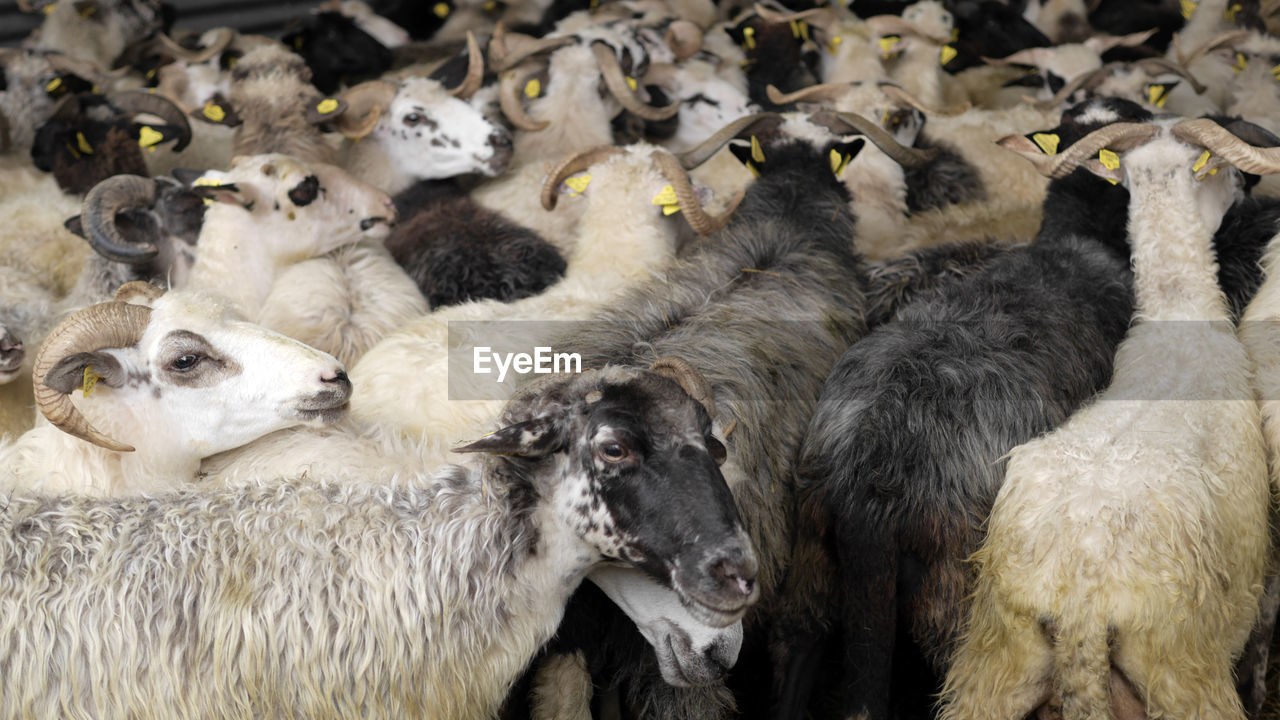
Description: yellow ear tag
xmin=940 ymin=45 xmax=957 ymax=65
xmin=81 ymin=366 xmax=101 ymax=397
xmin=194 ymin=176 xmax=222 ymax=204
xmin=827 ymin=35 xmax=843 ymax=54
xmin=746 ymin=161 xmax=760 ymax=177
xmin=564 ymin=173 xmax=591 ymax=195
xmin=790 ymin=19 xmax=809 ymax=40
xmin=1098 ymin=148 xmax=1120 ymax=171
xmin=651 ymin=184 xmax=679 ymax=205
xmin=1193 ymin=150 xmax=1211 ymax=173
xmin=626 ymin=76 xmax=638 ymax=92
xmin=750 ymin=135 xmax=765 ymax=164
xmin=1031 ymin=133 xmax=1060 ymax=155
xmin=137 ymin=125 xmax=164 ymax=148
xmin=483 ymin=0 xmax=497 ymax=10
xmin=879 ymin=35 xmax=901 ymax=59
xmin=1225 ymin=2 xmax=1242 ymax=20
xmin=45 ymin=77 xmax=63 ymax=93
xmin=433 ymin=2 xmax=451 ymax=17
xmin=951 ymin=28 xmax=960 ymax=42
xmin=1181 ymin=0 xmax=1197 ymax=19
xmin=1271 ymin=63 xmax=1280 ymax=80
xmin=524 ymin=78 xmax=541 ymax=98
xmin=1234 ymin=53 xmax=1248 ymax=74
xmin=76 ymin=132 xmax=94 ymax=155
xmin=1147 ymin=84 xmax=1168 ymax=107
xmin=316 ymin=98 xmax=340 ymax=115
xmin=43 ymin=3 xmax=55 ymax=13
xmin=829 ymin=148 xmax=852 ymax=176
xmin=203 ymin=103 xmax=226 ymax=122
xmin=79 ymin=3 xmax=96 ymax=18
xmin=294 ymin=35 xmax=305 ymax=49
xmin=743 ymin=26 xmax=756 ymax=50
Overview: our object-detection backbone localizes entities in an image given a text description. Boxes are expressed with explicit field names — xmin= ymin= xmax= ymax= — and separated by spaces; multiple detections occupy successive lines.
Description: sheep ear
xmin=190 ymin=94 xmax=241 ymax=127
xmin=452 ymin=416 xmax=564 ymax=458
xmin=306 ymin=97 xmax=349 ymax=126
xmin=64 ymin=215 xmax=85 ymax=238
xmin=43 ymin=352 xmax=126 ymax=395
xmin=131 ymin=122 xmax=185 ymax=149
xmin=190 ymin=182 xmax=250 ymax=208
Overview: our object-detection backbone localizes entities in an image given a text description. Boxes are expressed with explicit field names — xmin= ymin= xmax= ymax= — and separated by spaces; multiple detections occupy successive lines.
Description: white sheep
xmin=0 ymin=360 xmax=757 ymax=720
xmin=940 ymin=118 xmax=1273 ymax=720
xmin=0 ymin=281 xmax=352 ymax=496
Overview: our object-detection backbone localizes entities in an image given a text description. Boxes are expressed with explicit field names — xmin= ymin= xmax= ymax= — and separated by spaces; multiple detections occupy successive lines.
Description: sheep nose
xmin=490 ymin=131 xmax=513 ymax=151
xmin=321 ymin=369 xmax=352 ymax=396
xmin=706 ymin=546 xmax=757 ymax=600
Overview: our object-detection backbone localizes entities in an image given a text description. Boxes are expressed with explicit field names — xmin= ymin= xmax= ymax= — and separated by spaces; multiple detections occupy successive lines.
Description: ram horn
xmin=81 ymin=174 xmax=160 ymax=263
xmin=824 ymin=111 xmax=939 ymax=167
xmin=592 ymin=42 xmax=680 ymax=122
xmin=499 ymin=63 xmax=550 ymax=131
xmin=865 ymin=14 xmax=950 ymax=43
xmin=489 ymin=21 xmax=575 ymax=73
xmin=156 ymin=27 xmax=235 ymax=63
xmin=32 ymin=301 xmax=153 ymax=452
xmin=1176 ymin=29 xmax=1250 ymax=67
xmin=675 ymin=112 xmax=784 ymax=170
xmin=447 ymin=31 xmax=484 ymax=99
xmin=1134 ymin=57 xmax=1206 ymax=94
xmin=650 ymin=356 xmax=717 ymax=420
xmin=540 ymin=145 xmax=627 ymax=210
xmin=45 ymin=52 xmax=126 ymax=85
xmin=767 ymin=82 xmax=853 ymax=106
xmin=1034 ymin=62 xmax=1124 ymax=109
xmin=752 ymin=3 xmax=835 ymax=27
xmin=665 ymin=20 xmax=704 ymax=62
xmin=337 ymin=79 xmax=397 ymax=139
xmin=877 ymin=83 xmax=970 ymax=116
xmin=651 ymin=149 xmax=744 ymax=236
xmin=109 ymin=91 xmax=193 ymax=151
xmin=1172 ymin=118 xmax=1280 ymax=176
xmin=998 ymin=121 xmax=1158 ymax=178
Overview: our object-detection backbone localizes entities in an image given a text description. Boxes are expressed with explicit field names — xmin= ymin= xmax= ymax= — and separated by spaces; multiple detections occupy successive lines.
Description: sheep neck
xmin=344 ymin=137 xmax=413 ymax=197
xmin=1124 ymin=157 xmax=1230 ymax=323
xmin=187 ymin=206 xmax=286 ymax=316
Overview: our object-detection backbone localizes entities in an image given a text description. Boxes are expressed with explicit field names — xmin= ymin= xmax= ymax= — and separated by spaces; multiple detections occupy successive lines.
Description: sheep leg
xmin=938 ymin=604 xmax=1052 ymax=720
xmin=1116 ymin=631 xmax=1246 ymax=720
xmin=1235 ymin=567 xmax=1280 ymax=719
xmin=1052 ymin=615 xmax=1114 ymax=720
xmin=834 ymin=524 xmax=900 ymax=720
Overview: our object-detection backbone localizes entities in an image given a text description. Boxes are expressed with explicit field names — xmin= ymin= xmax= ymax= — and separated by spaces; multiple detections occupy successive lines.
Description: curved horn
xmin=864 ymin=14 xmax=949 ymax=43
xmin=1134 ymin=57 xmax=1206 ymax=94
xmin=752 ymin=4 xmax=834 ymax=27
xmin=1034 ymin=62 xmax=1122 ymax=109
xmin=1172 ymin=118 xmax=1280 ymax=175
xmin=1177 ymin=29 xmax=1250 ymax=67
xmin=156 ymin=27 xmax=235 ymax=63
xmin=1001 ymin=122 xmax=1159 ymax=178
xmin=665 ymin=20 xmax=704 ymax=62
xmin=32 ymin=301 xmax=154 ymax=452
xmin=676 ymin=111 xmax=784 ymax=169
xmin=877 ymin=83 xmax=970 ymax=116
xmin=109 ymin=91 xmax=192 ymax=151
xmin=767 ymin=82 xmax=853 ymax=106
xmin=499 ymin=63 xmax=550 ymax=131
xmin=827 ymin=111 xmax=939 ymax=167
xmin=44 ymin=52 xmax=123 ymax=85
xmin=81 ymin=175 xmax=160 ymax=263
xmin=448 ymin=31 xmax=484 ymax=99
xmin=650 ymin=149 xmax=743 ymax=236
xmin=592 ymin=42 xmax=680 ymax=122
xmin=540 ymin=145 xmax=627 ymax=210
xmin=336 ymin=79 xmax=397 ymax=139
xmin=489 ymin=22 xmax=576 ymax=73
xmin=650 ymin=356 xmax=717 ymax=420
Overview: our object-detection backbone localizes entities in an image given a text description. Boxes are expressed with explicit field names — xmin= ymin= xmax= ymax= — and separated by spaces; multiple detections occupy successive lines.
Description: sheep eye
xmin=597 ymin=441 xmax=629 ymax=463
xmin=706 ymin=436 xmax=727 ymax=465
xmin=170 ymin=353 xmax=201 ymax=371
xmin=404 ymin=113 xmax=424 ymax=126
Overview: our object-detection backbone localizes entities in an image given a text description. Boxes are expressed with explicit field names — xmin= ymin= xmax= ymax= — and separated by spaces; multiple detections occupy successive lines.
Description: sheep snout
xmin=0 ymin=328 xmax=23 ymax=383
xmin=293 ymin=368 xmax=353 ymax=423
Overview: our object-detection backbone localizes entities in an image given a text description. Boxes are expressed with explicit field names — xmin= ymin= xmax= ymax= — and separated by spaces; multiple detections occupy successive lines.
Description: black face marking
xmin=157 ymin=330 xmax=242 ymax=388
xmin=287 ymin=175 xmax=320 ymax=207
xmin=685 ymin=93 xmax=720 ymax=107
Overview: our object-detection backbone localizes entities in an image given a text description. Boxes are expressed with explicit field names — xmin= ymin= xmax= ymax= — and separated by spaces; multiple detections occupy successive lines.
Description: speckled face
xmin=381 ymin=79 xmax=512 ymax=179
xmin=498 ymin=367 xmax=758 ymax=626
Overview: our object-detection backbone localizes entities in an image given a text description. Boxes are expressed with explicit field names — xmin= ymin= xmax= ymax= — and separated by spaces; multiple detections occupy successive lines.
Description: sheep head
xmin=455 ymin=361 xmax=758 ymax=628
xmin=33 ymin=282 xmax=352 ymax=456
xmin=0 ymin=325 xmax=22 ymax=385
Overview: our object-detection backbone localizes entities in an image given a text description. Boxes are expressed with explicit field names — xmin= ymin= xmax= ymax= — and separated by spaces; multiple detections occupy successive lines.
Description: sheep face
xmin=40 ymin=288 xmax=351 ymax=460
xmin=207 ymin=153 xmax=397 ymax=256
xmin=0 ymin=325 xmax=22 ymax=385
xmin=461 ymin=366 xmax=758 ymax=628
xmin=380 ymin=78 xmax=513 ymax=179
xmin=661 ymin=61 xmax=758 ymax=153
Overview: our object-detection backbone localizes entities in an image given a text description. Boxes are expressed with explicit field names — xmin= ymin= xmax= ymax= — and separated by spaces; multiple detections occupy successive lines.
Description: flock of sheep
xmin=2 ymin=0 xmax=1280 ymax=717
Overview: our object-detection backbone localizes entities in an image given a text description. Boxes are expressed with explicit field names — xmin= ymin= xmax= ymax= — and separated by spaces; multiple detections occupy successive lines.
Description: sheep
xmin=518 ymin=111 xmax=882 ymax=720
xmin=348 ymin=142 xmax=732 ymax=460
xmin=0 ymin=48 xmax=109 ymax=156
xmin=771 ymin=97 xmax=1150 ymax=720
xmin=0 ymin=281 xmax=352 ymax=497
xmin=0 ymin=360 xmax=757 ymax=720
xmin=280 ymin=7 xmax=397 ymax=94
xmin=26 ymin=0 xmax=166 ymax=71
xmin=30 ymin=89 xmax=192 ymax=194
xmin=939 ymin=117 xmax=1275 ymax=720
